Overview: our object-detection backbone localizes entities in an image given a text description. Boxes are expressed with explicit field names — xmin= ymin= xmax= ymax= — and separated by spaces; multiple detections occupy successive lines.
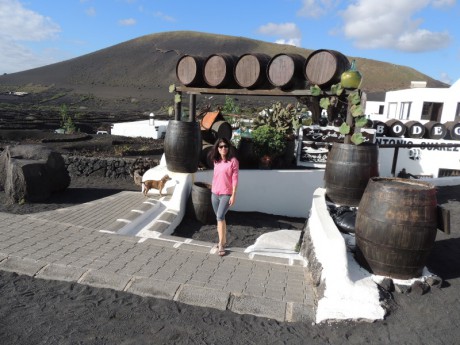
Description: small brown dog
xmin=142 ymin=175 xmax=171 ymax=196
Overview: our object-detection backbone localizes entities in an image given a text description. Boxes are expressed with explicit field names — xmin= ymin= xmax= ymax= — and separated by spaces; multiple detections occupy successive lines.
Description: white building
xmin=367 ymin=79 xmax=460 ymax=123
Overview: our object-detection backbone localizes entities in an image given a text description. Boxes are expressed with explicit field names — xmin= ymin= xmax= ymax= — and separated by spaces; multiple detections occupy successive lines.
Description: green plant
xmin=253 ymin=101 xmax=304 ymax=138
xmin=222 ymin=96 xmax=240 ymax=114
xmin=59 ymin=104 xmax=77 ymax=134
xmin=310 ymin=84 xmax=366 ymax=145
xmin=251 ymin=124 xmax=287 ymax=158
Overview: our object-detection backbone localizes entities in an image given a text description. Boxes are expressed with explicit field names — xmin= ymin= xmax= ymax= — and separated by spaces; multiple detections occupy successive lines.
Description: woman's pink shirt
xmin=211 ymin=157 xmax=239 ymax=195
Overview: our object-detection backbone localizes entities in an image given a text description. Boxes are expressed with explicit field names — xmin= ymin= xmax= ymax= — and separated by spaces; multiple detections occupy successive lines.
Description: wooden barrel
xmin=324 ymin=143 xmax=379 ymax=207
xmin=405 ymin=120 xmax=426 ymax=139
xmin=201 ymin=141 xmax=214 ymax=168
xmin=424 ymin=121 xmax=447 ymax=140
xmin=211 ymin=120 xmax=232 ymax=141
xmin=373 ymin=121 xmax=388 ymax=136
xmin=445 ymin=121 xmax=460 ymax=140
xmin=164 ymin=120 xmax=201 ymax=173
xmin=176 ymin=55 xmax=206 ymax=87
xmin=203 ymin=54 xmax=238 ymax=88
xmin=355 ymin=177 xmax=438 ymax=279
xmin=385 ymin=119 xmax=406 ymax=137
xmin=267 ymin=53 xmax=307 ymax=90
xmin=304 ymin=50 xmax=350 ymax=88
xmin=234 ymin=53 xmax=272 ymax=89
xmin=189 ymin=182 xmax=214 ymax=224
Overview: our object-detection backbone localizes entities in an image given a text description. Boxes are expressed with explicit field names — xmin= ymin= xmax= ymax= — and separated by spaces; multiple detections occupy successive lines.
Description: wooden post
xmin=174 ymin=91 xmax=182 ymax=121
xmin=345 ymin=98 xmax=353 ymax=144
xmin=189 ymin=93 xmax=196 ymax=122
xmin=391 ymin=147 xmax=399 ymax=176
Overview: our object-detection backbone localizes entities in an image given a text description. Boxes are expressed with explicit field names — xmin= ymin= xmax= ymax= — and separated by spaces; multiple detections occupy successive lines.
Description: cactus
xmin=253 ymin=101 xmax=306 ymax=136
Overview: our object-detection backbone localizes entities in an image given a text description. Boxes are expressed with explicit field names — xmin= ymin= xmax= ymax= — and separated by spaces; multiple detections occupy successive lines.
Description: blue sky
xmin=1 ymin=0 xmax=459 ymax=85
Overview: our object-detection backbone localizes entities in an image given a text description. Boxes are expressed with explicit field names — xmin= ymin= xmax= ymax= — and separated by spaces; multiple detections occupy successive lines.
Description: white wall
xmin=111 ymin=120 xmax=169 ymax=139
xmin=194 ymin=169 xmax=325 ymax=218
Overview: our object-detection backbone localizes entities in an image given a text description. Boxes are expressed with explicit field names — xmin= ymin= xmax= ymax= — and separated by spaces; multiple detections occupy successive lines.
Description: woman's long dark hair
xmin=210 ymin=137 xmax=237 ymax=162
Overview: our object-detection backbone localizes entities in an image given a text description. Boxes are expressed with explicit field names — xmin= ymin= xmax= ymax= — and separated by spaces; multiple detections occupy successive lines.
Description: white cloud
xmin=0 ymin=0 xmax=62 ymax=73
xmin=431 ymin=0 xmax=456 ymax=8
xmin=439 ymin=72 xmax=453 ymax=84
xmin=154 ymin=11 xmax=175 ymax=22
xmin=341 ymin=0 xmax=452 ymax=52
xmin=118 ymin=18 xmax=136 ymax=26
xmin=297 ymin=0 xmax=339 ymax=18
xmin=258 ymin=22 xmax=302 ymax=47
xmin=0 ymin=0 xmax=60 ymax=41
xmin=85 ymin=7 xmax=96 ymax=16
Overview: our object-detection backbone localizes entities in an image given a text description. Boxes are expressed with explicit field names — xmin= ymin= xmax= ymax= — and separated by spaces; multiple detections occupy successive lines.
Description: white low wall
xmin=195 ymin=169 xmax=325 ymax=218
xmin=111 ymin=120 xmax=168 ymax=139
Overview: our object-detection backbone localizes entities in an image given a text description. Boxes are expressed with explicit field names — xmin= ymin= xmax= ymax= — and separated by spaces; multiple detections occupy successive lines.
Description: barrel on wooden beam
xmin=203 ymin=54 xmax=238 ymax=88
xmin=304 ymin=49 xmax=350 ymax=88
xmin=444 ymin=121 xmax=460 ymax=140
xmin=234 ymin=53 xmax=272 ymax=89
xmin=164 ymin=120 xmax=201 ymax=173
xmin=405 ymin=120 xmax=426 ymax=139
xmin=201 ymin=141 xmax=214 ymax=168
xmin=424 ymin=121 xmax=447 ymax=140
xmin=386 ymin=119 xmax=406 ymax=137
xmin=267 ymin=53 xmax=307 ymax=90
xmin=355 ymin=177 xmax=438 ymax=279
xmin=176 ymin=55 xmax=207 ymax=87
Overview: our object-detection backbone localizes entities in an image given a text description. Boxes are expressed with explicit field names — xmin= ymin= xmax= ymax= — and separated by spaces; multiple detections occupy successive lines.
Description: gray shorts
xmin=211 ymin=193 xmax=231 ymax=221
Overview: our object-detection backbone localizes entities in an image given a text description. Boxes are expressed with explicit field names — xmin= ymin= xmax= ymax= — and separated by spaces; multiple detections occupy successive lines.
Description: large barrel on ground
xmin=203 ymin=54 xmax=238 ymax=88
xmin=355 ymin=177 xmax=438 ymax=279
xmin=164 ymin=120 xmax=201 ymax=173
xmin=424 ymin=121 xmax=447 ymax=140
xmin=201 ymin=141 xmax=214 ymax=168
xmin=324 ymin=143 xmax=379 ymax=207
xmin=405 ymin=120 xmax=426 ymax=139
xmin=386 ymin=119 xmax=406 ymax=137
xmin=234 ymin=53 xmax=272 ymax=89
xmin=304 ymin=49 xmax=350 ymax=88
xmin=444 ymin=121 xmax=460 ymax=140
xmin=189 ymin=182 xmax=215 ymax=224
xmin=176 ymin=55 xmax=206 ymax=87
xmin=267 ymin=53 xmax=307 ymax=90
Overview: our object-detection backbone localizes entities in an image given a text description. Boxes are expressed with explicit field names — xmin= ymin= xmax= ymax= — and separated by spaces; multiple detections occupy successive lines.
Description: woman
xmin=210 ymin=137 xmax=239 ymax=256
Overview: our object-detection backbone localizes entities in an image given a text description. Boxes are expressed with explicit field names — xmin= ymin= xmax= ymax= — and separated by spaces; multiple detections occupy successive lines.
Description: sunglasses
xmin=218 ymin=145 xmax=228 ymax=149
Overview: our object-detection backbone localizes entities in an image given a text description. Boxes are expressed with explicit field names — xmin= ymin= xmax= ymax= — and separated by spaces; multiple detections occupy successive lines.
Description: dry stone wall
xmin=63 ymin=156 xmax=159 ymax=180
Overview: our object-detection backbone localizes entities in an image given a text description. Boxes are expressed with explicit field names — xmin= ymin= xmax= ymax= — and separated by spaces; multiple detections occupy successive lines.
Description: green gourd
xmin=341 ymin=60 xmax=362 ymax=89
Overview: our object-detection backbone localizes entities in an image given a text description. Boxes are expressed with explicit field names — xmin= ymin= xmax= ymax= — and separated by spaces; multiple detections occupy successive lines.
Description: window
xmin=387 ymin=102 xmax=397 ymax=118
xmin=378 ymin=105 xmax=384 ymax=114
xmin=399 ymin=102 xmax=412 ymax=120
xmin=421 ymin=102 xmax=443 ymax=121
xmin=455 ymin=103 xmax=460 ymax=121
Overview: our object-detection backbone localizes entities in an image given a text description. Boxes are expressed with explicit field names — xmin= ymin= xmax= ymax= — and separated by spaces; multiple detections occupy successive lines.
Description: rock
xmin=426 ymin=275 xmax=443 ymax=288
xmin=411 ymin=281 xmax=430 ymax=295
xmin=394 ymin=284 xmax=411 ymax=294
xmin=377 ymin=278 xmax=394 ymax=292
xmin=0 ymin=145 xmax=70 ymax=203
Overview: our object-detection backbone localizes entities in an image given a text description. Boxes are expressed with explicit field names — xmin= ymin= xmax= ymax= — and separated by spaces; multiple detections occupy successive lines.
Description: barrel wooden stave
xmin=267 ymin=53 xmax=307 ymax=90
xmin=424 ymin=121 xmax=447 ymax=139
xmin=444 ymin=121 xmax=460 ymax=140
xmin=355 ymin=177 xmax=438 ymax=279
xmin=203 ymin=54 xmax=238 ymax=88
xmin=405 ymin=120 xmax=426 ymax=139
xmin=164 ymin=120 xmax=201 ymax=173
xmin=201 ymin=141 xmax=214 ymax=168
xmin=189 ymin=182 xmax=214 ymax=224
xmin=385 ymin=119 xmax=406 ymax=137
xmin=305 ymin=50 xmax=350 ymax=87
xmin=176 ymin=55 xmax=206 ymax=87
xmin=324 ymin=143 xmax=379 ymax=207
xmin=234 ymin=53 xmax=272 ymax=89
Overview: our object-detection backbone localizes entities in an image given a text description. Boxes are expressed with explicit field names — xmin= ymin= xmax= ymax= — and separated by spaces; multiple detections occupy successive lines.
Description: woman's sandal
xmin=218 ymin=245 xmax=226 ymax=256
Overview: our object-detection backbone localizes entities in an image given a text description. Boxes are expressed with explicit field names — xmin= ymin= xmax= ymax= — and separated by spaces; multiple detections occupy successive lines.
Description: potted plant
xmin=310 ymin=61 xmax=380 ymax=206
xmin=252 ymin=101 xmax=305 ymax=168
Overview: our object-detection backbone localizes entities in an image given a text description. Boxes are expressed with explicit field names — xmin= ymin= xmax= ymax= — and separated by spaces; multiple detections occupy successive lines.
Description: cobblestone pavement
xmin=0 ymin=191 xmax=315 ymax=322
